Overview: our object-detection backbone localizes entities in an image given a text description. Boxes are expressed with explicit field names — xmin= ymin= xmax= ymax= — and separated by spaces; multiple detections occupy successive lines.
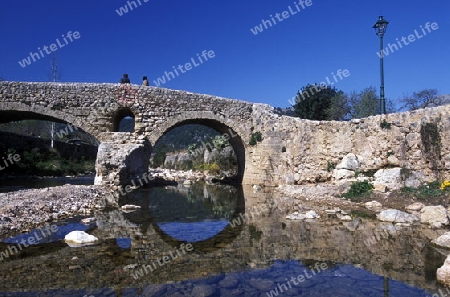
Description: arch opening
xmin=113 ymin=108 xmax=135 ymax=132
xmin=151 ymin=119 xmax=245 ymax=183
xmin=0 ymin=111 xmax=99 ymax=185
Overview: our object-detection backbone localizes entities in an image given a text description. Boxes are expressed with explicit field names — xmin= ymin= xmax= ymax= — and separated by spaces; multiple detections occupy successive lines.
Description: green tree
xmin=326 ymin=92 xmax=351 ymax=121
xmin=400 ymin=88 xmax=440 ymax=110
xmin=349 ymin=87 xmax=380 ymax=118
xmin=293 ymin=84 xmax=347 ymax=120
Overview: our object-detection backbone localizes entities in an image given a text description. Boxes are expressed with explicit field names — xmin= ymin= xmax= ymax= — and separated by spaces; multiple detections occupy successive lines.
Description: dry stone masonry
xmin=1 ymin=81 xmax=450 ymax=205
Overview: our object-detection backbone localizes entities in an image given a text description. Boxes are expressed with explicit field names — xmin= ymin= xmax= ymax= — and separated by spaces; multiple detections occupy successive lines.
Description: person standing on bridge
xmin=142 ymin=76 xmax=149 ymax=86
xmin=120 ymin=73 xmax=130 ymax=84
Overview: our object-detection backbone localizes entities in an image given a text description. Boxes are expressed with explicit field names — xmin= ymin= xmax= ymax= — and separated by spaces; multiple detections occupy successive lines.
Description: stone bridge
xmin=1 ymin=81 xmax=450 ymax=205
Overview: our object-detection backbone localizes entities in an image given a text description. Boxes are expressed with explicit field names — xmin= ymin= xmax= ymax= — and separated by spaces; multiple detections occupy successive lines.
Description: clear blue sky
xmin=0 ymin=0 xmax=449 ymax=108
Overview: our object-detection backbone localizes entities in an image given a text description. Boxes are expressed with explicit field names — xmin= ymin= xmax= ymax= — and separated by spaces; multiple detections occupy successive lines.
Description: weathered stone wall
xmin=246 ymin=104 xmax=450 ymax=186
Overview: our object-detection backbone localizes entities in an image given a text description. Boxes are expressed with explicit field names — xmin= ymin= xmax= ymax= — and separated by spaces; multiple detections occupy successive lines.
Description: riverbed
xmin=0 ymin=181 xmax=448 ymax=296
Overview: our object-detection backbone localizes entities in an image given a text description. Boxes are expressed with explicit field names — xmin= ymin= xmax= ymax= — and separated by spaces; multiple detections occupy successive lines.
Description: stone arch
xmin=0 ymin=102 xmax=100 ymax=140
xmin=112 ymin=107 xmax=135 ymax=132
xmin=150 ymin=114 xmax=247 ymax=183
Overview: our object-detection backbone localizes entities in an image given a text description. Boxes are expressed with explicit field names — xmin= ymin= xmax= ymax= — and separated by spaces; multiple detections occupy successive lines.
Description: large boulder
xmin=377 ymin=209 xmax=419 ymax=224
xmin=420 ymin=205 xmax=449 ymax=228
xmin=373 ymin=168 xmax=403 ymax=191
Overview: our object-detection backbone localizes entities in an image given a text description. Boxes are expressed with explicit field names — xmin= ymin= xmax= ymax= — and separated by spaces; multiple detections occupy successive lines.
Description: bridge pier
xmin=94 ymin=133 xmax=152 ymax=206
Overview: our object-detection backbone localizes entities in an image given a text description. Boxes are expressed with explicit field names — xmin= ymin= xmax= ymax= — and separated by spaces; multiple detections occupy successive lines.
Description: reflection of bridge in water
xmin=0 ymin=185 xmax=444 ymax=294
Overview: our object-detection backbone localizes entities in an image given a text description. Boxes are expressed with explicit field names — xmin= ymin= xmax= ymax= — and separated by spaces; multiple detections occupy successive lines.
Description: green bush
xmin=326 ymin=161 xmax=336 ymax=172
xmin=380 ymin=119 xmax=391 ymax=129
xmin=193 ymin=163 xmax=221 ymax=174
xmin=401 ymin=181 xmax=442 ymax=200
xmin=343 ymin=180 xmax=374 ymax=202
xmin=249 ymin=132 xmax=263 ymax=146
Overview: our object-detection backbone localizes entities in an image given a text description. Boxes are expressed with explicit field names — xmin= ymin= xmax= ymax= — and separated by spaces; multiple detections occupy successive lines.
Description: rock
xmin=81 ymin=217 xmax=96 ymax=225
xmin=304 ymin=210 xmax=320 ymax=219
xmin=286 ymin=210 xmax=320 ymax=220
xmin=365 ymin=201 xmax=383 ymax=212
xmin=344 ymin=217 xmax=361 ymax=231
xmin=373 ymin=168 xmax=403 ymax=191
xmin=334 ymin=169 xmax=355 ymax=180
xmin=437 ymin=254 xmax=450 ymax=286
xmin=121 ymin=204 xmax=141 ymax=211
xmin=337 ymin=181 xmax=352 ymax=194
xmin=405 ymin=202 xmax=426 ymax=212
xmin=404 ymin=170 xmax=430 ymax=188
xmin=183 ymin=180 xmax=193 ymax=186
xmin=432 ymin=232 xmax=450 ymax=249
xmin=336 ymin=153 xmax=360 ymax=171
xmin=340 ymin=215 xmax=352 ymax=221
xmin=420 ymin=205 xmax=449 ymax=227
xmin=248 ymin=278 xmax=274 ymax=291
xmin=218 ymin=275 xmax=239 ymax=288
xmin=191 ymin=284 xmax=216 ymax=297
xmin=387 ymin=155 xmax=400 ymax=166
xmin=64 ymin=231 xmax=98 ymax=246
xmin=373 ymin=184 xmax=387 ymax=193
xmin=252 ymin=185 xmax=262 ymax=192
xmin=123 ymin=264 xmax=139 ymax=270
xmin=377 ymin=209 xmax=419 ymax=224
xmin=121 ymin=204 xmax=141 ymax=210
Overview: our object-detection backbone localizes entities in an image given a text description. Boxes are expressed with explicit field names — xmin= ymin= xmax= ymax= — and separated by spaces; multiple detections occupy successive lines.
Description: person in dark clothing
xmin=142 ymin=76 xmax=149 ymax=86
xmin=120 ymin=73 xmax=130 ymax=84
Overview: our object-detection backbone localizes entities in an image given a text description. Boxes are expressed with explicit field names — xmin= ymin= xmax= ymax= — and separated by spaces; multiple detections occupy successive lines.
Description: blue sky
xmin=0 ymin=0 xmax=449 ymax=109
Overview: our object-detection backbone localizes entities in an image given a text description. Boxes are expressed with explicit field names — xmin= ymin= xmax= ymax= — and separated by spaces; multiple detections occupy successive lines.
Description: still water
xmin=0 ymin=175 xmax=94 ymax=193
xmin=0 ymin=182 xmax=447 ymax=296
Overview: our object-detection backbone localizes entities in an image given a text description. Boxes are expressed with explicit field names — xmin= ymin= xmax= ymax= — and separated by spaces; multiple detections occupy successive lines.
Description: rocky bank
xmin=0 ymin=185 xmax=107 ymax=239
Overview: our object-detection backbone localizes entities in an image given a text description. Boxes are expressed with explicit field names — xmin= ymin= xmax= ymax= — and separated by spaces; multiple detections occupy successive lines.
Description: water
xmin=0 ymin=182 xmax=447 ymax=296
xmin=0 ymin=175 xmax=94 ymax=192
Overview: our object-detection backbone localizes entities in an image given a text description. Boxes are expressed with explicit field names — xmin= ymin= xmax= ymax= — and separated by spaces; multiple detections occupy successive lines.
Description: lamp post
xmin=373 ymin=15 xmax=389 ymax=114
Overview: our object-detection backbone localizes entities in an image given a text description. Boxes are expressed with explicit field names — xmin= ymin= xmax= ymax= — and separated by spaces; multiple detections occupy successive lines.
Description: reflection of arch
xmin=152 ymin=116 xmax=246 ymax=183
xmin=113 ymin=107 xmax=135 ymax=132
xmin=120 ymin=185 xmax=246 ymax=253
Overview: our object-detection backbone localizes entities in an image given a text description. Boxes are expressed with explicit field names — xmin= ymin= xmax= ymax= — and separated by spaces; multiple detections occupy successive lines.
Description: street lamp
xmin=373 ymin=15 xmax=389 ymax=114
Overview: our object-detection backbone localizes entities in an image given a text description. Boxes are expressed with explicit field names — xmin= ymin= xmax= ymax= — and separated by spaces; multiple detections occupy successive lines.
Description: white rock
xmin=64 ymin=231 xmax=98 ymax=247
xmin=432 ymin=232 xmax=450 ymax=249
xmin=81 ymin=217 xmax=96 ymax=225
xmin=286 ymin=210 xmax=320 ymax=220
xmin=420 ymin=205 xmax=449 ymax=227
xmin=405 ymin=202 xmax=426 ymax=212
xmin=377 ymin=209 xmax=419 ymax=224
xmin=304 ymin=210 xmax=320 ymax=219
xmin=340 ymin=215 xmax=352 ymax=221
xmin=365 ymin=201 xmax=383 ymax=212
xmin=336 ymin=153 xmax=360 ymax=171
xmin=334 ymin=169 xmax=355 ymax=180
xmin=121 ymin=204 xmax=141 ymax=210
xmin=373 ymin=168 xmax=403 ymax=191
